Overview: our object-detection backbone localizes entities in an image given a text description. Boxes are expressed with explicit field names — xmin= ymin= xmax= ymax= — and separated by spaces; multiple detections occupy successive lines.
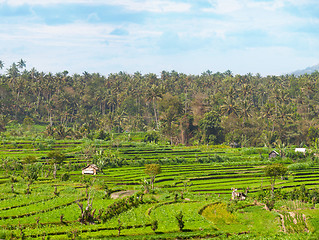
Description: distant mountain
xmin=291 ymin=64 xmax=319 ymax=76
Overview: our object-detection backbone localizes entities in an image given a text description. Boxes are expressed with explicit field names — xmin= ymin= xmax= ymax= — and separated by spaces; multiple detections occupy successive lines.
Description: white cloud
xmin=285 ymin=0 xmax=318 ymax=5
xmin=201 ymin=0 xmax=318 ymax=14
xmin=113 ymin=0 xmax=191 ymax=13
xmin=246 ymin=0 xmax=285 ymax=11
xmin=199 ymin=0 xmax=315 ymax=40
xmin=202 ymin=0 xmax=284 ymax=14
xmin=1 ymin=0 xmax=191 ymax=13
xmin=202 ymin=0 xmax=242 ymax=14
xmin=1 ymin=0 xmax=318 ymax=76
xmin=1 ymin=0 xmax=97 ymax=5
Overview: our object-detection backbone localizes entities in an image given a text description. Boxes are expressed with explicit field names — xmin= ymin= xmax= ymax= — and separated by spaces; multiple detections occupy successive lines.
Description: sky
xmin=0 ymin=0 xmax=318 ymax=76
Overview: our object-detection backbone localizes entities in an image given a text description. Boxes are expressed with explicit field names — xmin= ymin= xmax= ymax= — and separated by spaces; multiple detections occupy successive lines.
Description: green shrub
xmin=0 ymin=231 xmax=6 ymax=239
xmin=151 ymin=219 xmax=158 ymax=232
xmin=23 ymin=155 xmax=37 ymax=164
xmin=226 ymin=201 xmax=238 ymax=213
xmin=143 ymin=131 xmax=159 ymax=143
xmin=34 ymin=142 xmax=50 ymax=151
xmin=61 ymin=173 xmax=70 ymax=181
xmin=265 ymin=200 xmax=275 ymax=211
xmin=95 ymin=130 xmax=111 ymax=141
xmin=175 ymin=211 xmax=184 ymax=231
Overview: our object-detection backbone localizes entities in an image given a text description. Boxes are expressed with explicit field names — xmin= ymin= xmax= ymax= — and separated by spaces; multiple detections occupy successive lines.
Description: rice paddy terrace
xmin=0 ymin=138 xmax=318 ymax=239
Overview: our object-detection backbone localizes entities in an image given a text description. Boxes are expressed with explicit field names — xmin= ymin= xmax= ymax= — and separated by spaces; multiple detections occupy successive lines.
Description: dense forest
xmin=1 ymin=59 xmax=319 ymax=147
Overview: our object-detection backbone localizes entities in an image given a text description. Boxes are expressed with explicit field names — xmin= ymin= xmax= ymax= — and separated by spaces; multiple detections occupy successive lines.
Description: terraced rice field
xmin=0 ymin=139 xmax=318 ymax=239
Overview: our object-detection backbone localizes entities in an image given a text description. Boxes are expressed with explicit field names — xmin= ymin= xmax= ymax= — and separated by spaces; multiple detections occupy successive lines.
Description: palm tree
xmin=146 ymin=84 xmax=163 ymax=129
xmin=115 ymin=110 xmax=128 ymax=133
xmin=106 ymin=90 xmax=117 ymax=113
xmin=239 ymin=99 xmax=252 ymax=124
xmin=220 ymin=96 xmax=240 ymax=117
xmin=17 ymin=59 xmax=26 ymax=69
xmin=240 ymin=84 xmax=251 ymax=99
xmin=100 ymin=111 xmax=117 ymax=132
xmin=7 ymin=63 xmax=19 ymax=78
xmin=0 ymin=60 xmax=4 ymax=70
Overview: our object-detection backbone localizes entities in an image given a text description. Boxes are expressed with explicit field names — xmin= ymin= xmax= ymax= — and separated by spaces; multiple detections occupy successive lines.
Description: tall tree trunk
xmin=153 ymin=100 xmax=158 ymax=129
xmin=53 ymin=163 xmax=57 ymax=179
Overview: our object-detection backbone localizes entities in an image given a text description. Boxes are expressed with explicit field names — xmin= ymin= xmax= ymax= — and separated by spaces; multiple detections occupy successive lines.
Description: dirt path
xmin=110 ymin=190 xmax=136 ymax=199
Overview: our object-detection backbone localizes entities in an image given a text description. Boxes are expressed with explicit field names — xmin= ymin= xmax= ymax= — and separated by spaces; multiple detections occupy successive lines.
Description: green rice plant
xmin=0 ymin=195 xmax=82 ymax=218
xmin=201 ymin=203 xmax=281 ymax=236
xmin=241 ymin=148 xmax=268 ymax=155
xmin=201 ymin=202 xmax=236 ymax=225
xmin=100 ymin=195 xmax=144 ymax=223
xmin=288 ymin=162 xmax=314 ymax=171
xmin=304 ymin=209 xmax=319 ymax=232
xmin=283 ymin=212 xmax=307 ymax=234
xmin=150 ymin=201 xmax=212 ymax=232
xmin=0 ymin=142 xmax=318 ymax=239
xmin=277 ymin=200 xmax=310 ymax=211
xmin=105 ymin=203 xmax=152 ymax=227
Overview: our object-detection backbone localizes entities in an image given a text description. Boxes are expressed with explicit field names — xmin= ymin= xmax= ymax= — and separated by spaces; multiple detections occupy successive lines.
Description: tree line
xmin=1 ymin=59 xmax=319 ymax=147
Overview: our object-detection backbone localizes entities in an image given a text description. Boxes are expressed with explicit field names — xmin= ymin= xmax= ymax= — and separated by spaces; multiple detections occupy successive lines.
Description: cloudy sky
xmin=0 ymin=0 xmax=318 ymax=76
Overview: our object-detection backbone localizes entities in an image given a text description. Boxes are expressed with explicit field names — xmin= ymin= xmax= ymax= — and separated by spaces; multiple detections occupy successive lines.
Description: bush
xmin=95 ymin=130 xmax=111 ymax=141
xmin=143 ymin=131 xmax=159 ymax=143
xmin=151 ymin=219 xmax=158 ymax=232
xmin=100 ymin=195 xmax=143 ymax=223
xmin=226 ymin=201 xmax=237 ymax=213
xmin=61 ymin=173 xmax=70 ymax=181
xmin=175 ymin=211 xmax=184 ymax=231
xmin=265 ymin=200 xmax=275 ymax=211
xmin=23 ymin=155 xmax=37 ymax=164
xmin=0 ymin=231 xmax=6 ymax=239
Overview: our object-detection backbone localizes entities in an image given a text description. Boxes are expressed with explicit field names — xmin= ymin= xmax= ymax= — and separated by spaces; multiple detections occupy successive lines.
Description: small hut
xmin=295 ymin=148 xmax=306 ymax=153
xmin=82 ymin=164 xmax=99 ymax=175
xmin=269 ymin=150 xmax=279 ymax=159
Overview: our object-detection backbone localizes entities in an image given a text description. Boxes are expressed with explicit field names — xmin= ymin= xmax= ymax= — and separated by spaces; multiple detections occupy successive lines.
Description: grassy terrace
xmin=0 ymin=137 xmax=318 ymax=239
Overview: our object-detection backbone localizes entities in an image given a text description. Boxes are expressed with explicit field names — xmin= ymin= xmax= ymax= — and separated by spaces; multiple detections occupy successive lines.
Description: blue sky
xmin=0 ymin=0 xmax=318 ymax=76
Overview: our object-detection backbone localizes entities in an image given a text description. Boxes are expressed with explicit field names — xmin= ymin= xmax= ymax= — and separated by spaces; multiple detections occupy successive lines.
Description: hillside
xmin=291 ymin=64 xmax=319 ymax=76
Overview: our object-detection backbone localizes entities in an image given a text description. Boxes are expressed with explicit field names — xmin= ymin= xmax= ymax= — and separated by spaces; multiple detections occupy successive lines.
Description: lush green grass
xmin=150 ymin=201 xmax=214 ymax=232
xmin=0 ymin=137 xmax=319 ymax=239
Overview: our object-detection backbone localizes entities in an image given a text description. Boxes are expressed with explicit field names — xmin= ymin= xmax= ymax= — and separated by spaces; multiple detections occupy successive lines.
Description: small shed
xmin=295 ymin=148 xmax=306 ymax=153
xmin=82 ymin=164 xmax=99 ymax=175
xmin=269 ymin=150 xmax=279 ymax=159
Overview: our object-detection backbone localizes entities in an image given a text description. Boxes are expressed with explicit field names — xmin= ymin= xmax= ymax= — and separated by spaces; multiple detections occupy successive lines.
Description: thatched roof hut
xmin=269 ymin=150 xmax=279 ymax=159
xmin=82 ymin=164 xmax=99 ymax=175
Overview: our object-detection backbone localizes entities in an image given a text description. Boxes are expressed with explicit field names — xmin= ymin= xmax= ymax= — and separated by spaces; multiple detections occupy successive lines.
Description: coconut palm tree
xmin=220 ymin=96 xmax=240 ymax=117
xmin=17 ymin=59 xmax=26 ymax=69
xmin=7 ymin=63 xmax=19 ymax=79
xmin=239 ymin=99 xmax=252 ymax=124
xmin=146 ymin=84 xmax=163 ymax=129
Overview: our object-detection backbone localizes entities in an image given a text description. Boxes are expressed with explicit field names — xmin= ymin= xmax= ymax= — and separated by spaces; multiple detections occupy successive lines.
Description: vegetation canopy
xmin=264 ymin=163 xmax=288 ymax=196
xmin=144 ymin=164 xmax=162 ymax=190
xmin=1 ymin=59 xmax=319 ymax=147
